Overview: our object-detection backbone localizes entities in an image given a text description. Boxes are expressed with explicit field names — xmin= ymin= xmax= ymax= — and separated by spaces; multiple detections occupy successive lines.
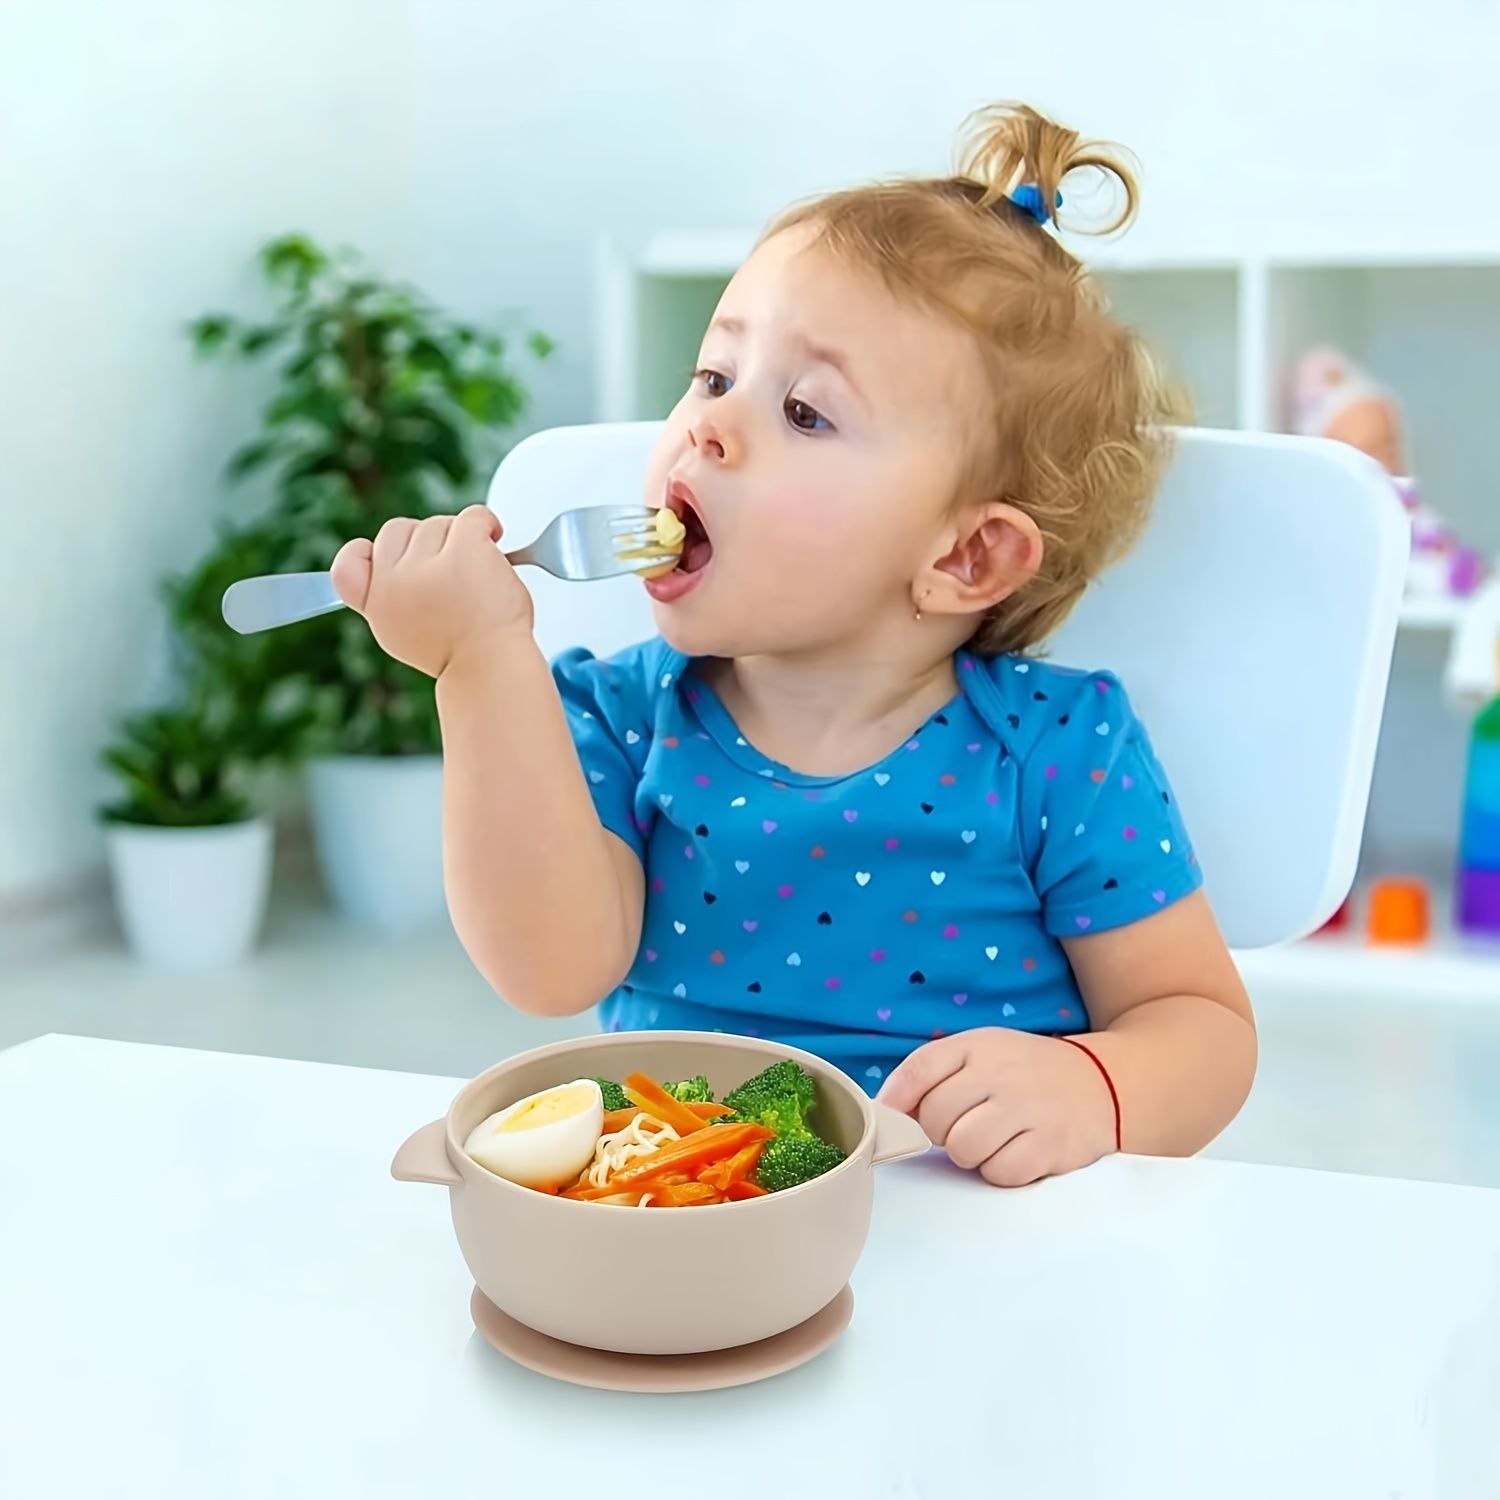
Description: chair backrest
xmin=489 ymin=422 xmax=1408 ymax=949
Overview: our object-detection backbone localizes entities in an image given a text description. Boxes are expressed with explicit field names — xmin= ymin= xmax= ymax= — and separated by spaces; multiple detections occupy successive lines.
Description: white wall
xmin=404 ymin=0 xmax=1500 ymax=431
xmin=0 ymin=0 xmax=415 ymax=902
xmin=5 ymin=0 xmax=1500 ymax=902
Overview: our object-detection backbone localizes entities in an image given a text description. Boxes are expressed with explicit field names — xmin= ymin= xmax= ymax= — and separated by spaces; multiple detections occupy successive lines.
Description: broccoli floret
xmin=722 ymin=1060 xmax=820 ymax=1141
xmin=589 ymin=1078 xmax=633 ymax=1112
xmin=755 ymin=1136 xmax=846 ymax=1192
xmin=662 ymin=1075 xmax=714 ymax=1104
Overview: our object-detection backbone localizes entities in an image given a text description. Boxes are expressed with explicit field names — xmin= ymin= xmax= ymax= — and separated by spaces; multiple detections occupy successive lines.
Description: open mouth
xmin=667 ymin=482 xmax=714 ymax=575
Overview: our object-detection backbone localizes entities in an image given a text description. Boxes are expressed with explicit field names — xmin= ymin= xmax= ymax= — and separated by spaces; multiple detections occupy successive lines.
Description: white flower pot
xmin=307 ymin=754 xmax=446 ymax=932
xmin=106 ymin=818 xmax=273 ymax=969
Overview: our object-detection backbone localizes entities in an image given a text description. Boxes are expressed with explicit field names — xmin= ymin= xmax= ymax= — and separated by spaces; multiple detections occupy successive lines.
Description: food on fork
xmin=653 ymin=506 xmax=687 ymax=552
xmin=617 ymin=507 xmax=688 ymax=579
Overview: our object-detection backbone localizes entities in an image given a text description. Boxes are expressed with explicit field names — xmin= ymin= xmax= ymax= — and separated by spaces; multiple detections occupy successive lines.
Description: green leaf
xmin=527 ymin=331 xmax=555 ymax=360
xmin=97 ymin=701 xmax=256 ymax=827
xmin=226 ymin=438 xmax=279 ymax=481
xmin=457 ymin=375 xmax=526 ymax=426
xmin=265 ymin=386 xmax=345 ymax=432
xmin=406 ymin=337 xmax=457 ymax=379
xmin=238 ymin=323 xmax=289 ymax=357
xmin=260 ymin=235 xmax=328 ymax=295
xmin=190 ymin=315 xmax=234 ymax=356
xmin=419 ymin=422 xmax=471 ymax=485
xmin=456 ymin=378 xmax=490 ymax=421
xmin=284 ymin=449 xmax=354 ymax=485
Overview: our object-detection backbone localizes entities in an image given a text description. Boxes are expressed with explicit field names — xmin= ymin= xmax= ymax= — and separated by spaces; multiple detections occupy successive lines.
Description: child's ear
xmin=920 ymin=503 xmax=1043 ymax=615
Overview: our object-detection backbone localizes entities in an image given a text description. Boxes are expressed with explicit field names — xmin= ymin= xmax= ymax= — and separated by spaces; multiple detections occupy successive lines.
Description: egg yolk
xmin=497 ymin=1082 xmax=598 ymax=1133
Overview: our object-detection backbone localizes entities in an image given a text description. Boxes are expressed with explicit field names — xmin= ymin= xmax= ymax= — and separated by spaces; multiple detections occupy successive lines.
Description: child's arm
xmin=879 ymin=667 xmax=1255 ymax=1185
xmin=330 ymin=507 xmax=643 ymax=1016
xmin=1059 ymin=890 xmax=1256 ymax=1154
xmin=877 ymin=898 xmax=1253 ymax=1186
xmin=438 ymin=643 xmax=644 ymax=1015
xmin=876 ymin=894 xmax=1254 ymax=1188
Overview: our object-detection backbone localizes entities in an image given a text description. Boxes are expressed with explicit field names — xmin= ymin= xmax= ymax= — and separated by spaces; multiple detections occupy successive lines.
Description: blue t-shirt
xmin=554 ymin=640 xmax=1200 ymax=1093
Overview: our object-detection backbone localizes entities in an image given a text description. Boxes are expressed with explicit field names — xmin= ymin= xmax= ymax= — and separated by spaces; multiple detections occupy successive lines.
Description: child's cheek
xmin=749 ymin=487 xmax=849 ymax=575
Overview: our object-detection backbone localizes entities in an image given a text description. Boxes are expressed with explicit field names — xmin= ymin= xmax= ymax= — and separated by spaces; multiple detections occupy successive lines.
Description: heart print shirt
xmin=553 ymin=640 xmax=1201 ymax=1094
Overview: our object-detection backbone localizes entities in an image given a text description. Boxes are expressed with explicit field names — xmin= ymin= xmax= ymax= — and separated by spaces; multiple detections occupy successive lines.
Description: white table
xmin=3 ymin=1035 xmax=1499 ymax=1499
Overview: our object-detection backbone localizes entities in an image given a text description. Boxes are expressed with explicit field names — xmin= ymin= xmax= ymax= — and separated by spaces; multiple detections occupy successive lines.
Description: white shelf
xmin=1235 ymin=877 xmax=1500 ymax=1006
xmin=1235 ymin=915 xmax=1500 ymax=1006
xmin=639 ymin=230 xmax=754 ymax=277
xmin=635 ymin=236 xmax=1500 ymax=282
xmin=1398 ymin=596 xmax=1471 ymax=631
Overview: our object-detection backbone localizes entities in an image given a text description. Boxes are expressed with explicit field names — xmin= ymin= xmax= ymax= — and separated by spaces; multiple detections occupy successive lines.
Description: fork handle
xmin=221 ymin=572 xmax=345 ymax=634
xmin=222 ymin=552 xmax=536 ymax=635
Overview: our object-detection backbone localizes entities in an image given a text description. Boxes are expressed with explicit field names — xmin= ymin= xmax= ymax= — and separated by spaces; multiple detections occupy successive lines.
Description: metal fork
xmin=220 ymin=506 xmax=668 ymax=635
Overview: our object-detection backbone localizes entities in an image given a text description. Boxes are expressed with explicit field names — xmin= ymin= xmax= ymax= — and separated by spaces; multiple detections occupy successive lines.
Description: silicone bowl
xmin=391 ymin=1030 xmax=930 ymax=1355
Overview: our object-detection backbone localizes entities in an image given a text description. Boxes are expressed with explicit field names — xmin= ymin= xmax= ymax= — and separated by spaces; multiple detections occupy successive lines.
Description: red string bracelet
xmin=1059 ymin=1036 xmax=1122 ymax=1153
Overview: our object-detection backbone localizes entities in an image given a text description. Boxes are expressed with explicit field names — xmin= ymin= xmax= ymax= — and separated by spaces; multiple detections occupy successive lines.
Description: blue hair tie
xmin=1009 ymin=183 xmax=1062 ymax=225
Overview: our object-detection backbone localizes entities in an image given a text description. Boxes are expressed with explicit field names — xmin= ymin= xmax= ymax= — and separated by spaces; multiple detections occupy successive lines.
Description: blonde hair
xmin=767 ymin=102 xmax=1186 ymax=655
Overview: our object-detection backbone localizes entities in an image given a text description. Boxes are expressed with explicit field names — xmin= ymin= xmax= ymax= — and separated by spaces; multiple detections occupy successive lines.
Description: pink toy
xmin=1290 ymin=347 xmax=1485 ymax=600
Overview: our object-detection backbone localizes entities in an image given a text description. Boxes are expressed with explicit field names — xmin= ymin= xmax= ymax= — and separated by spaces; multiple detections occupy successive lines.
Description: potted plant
xmin=179 ymin=236 xmax=549 ymax=930
xmin=98 ymin=677 xmax=276 ymax=970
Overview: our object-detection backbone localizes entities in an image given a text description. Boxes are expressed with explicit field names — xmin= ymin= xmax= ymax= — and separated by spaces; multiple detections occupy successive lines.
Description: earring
xmin=914 ymin=604 xmax=923 ymax=623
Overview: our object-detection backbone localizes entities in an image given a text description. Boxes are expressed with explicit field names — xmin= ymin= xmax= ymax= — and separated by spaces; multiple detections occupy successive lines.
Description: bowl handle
xmin=871 ymin=1103 xmax=931 ymax=1166
xmin=391 ymin=1119 xmax=462 ymax=1186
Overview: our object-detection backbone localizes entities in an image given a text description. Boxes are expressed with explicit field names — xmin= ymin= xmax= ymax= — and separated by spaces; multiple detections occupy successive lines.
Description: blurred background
xmin=4 ymin=0 xmax=1500 ymax=1186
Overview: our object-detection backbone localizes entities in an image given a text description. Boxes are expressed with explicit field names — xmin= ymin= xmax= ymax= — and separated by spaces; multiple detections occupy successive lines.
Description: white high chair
xmin=488 ymin=424 xmax=1408 ymax=949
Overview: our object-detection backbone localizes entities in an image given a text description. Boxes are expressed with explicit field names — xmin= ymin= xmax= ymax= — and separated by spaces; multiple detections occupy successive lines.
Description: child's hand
xmin=877 ymin=1028 xmax=1116 ymax=1187
xmin=329 ymin=505 xmax=532 ymax=678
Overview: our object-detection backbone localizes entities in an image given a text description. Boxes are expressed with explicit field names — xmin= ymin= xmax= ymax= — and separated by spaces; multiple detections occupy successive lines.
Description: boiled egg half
xmin=463 ymin=1079 xmax=604 ymax=1188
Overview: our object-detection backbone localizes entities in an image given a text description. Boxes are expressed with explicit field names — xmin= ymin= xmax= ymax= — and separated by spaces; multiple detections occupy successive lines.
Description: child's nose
xmin=688 ymin=410 xmax=739 ymax=465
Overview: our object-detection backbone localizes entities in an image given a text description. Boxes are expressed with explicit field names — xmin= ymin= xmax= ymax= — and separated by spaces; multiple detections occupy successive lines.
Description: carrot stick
xmin=725 ymin=1179 xmax=769 ymax=1200
xmin=565 ymin=1122 xmax=773 ymax=1199
xmin=560 ymin=1165 xmax=696 ymax=1201
xmin=644 ymin=1182 xmax=720 ymax=1207
xmin=622 ymin=1074 xmax=710 ymax=1137
xmin=687 ymin=1101 xmax=736 ymax=1120
xmin=601 ymin=1106 xmax=658 ymax=1134
xmin=697 ymin=1140 xmax=765 ymax=1193
xmin=723 ymin=1141 xmax=765 ymax=1185
xmin=620 ymin=1122 xmax=770 ymax=1183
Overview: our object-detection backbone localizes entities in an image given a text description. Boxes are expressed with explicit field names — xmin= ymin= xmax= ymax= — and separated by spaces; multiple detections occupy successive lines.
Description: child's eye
xmin=785 ymin=397 xmax=831 ymax=433
xmin=693 ymin=367 xmax=732 ymax=398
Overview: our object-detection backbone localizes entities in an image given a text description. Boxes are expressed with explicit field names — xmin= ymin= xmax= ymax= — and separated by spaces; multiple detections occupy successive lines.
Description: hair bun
xmin=955 ymin=101 xmax=1139 ymax=235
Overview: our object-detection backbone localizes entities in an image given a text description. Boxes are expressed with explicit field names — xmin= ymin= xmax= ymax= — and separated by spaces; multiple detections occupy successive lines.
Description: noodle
xmin=590 ymin=1190 xmax=658 ymax=1207
xmin=583 ymin=1111 xmax=680 ymax=1193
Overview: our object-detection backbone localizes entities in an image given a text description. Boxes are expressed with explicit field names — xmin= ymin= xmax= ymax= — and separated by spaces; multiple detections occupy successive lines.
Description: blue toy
xmin=1457 ymin=697 xmax=1500 ymax=935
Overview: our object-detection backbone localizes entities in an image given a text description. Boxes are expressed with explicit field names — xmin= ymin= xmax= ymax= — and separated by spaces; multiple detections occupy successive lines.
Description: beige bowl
xmin=392 ymin=1030 xmax=930 ymax=1356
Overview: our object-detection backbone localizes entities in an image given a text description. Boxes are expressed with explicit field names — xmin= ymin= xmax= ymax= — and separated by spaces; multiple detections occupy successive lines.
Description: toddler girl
xmin=331 ymin=102 xmax=1256 ymax=1187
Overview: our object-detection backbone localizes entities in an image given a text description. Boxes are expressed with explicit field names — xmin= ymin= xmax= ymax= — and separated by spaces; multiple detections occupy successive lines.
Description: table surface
xmin=3 ymin=1034 xmax=1499 ymax=1500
